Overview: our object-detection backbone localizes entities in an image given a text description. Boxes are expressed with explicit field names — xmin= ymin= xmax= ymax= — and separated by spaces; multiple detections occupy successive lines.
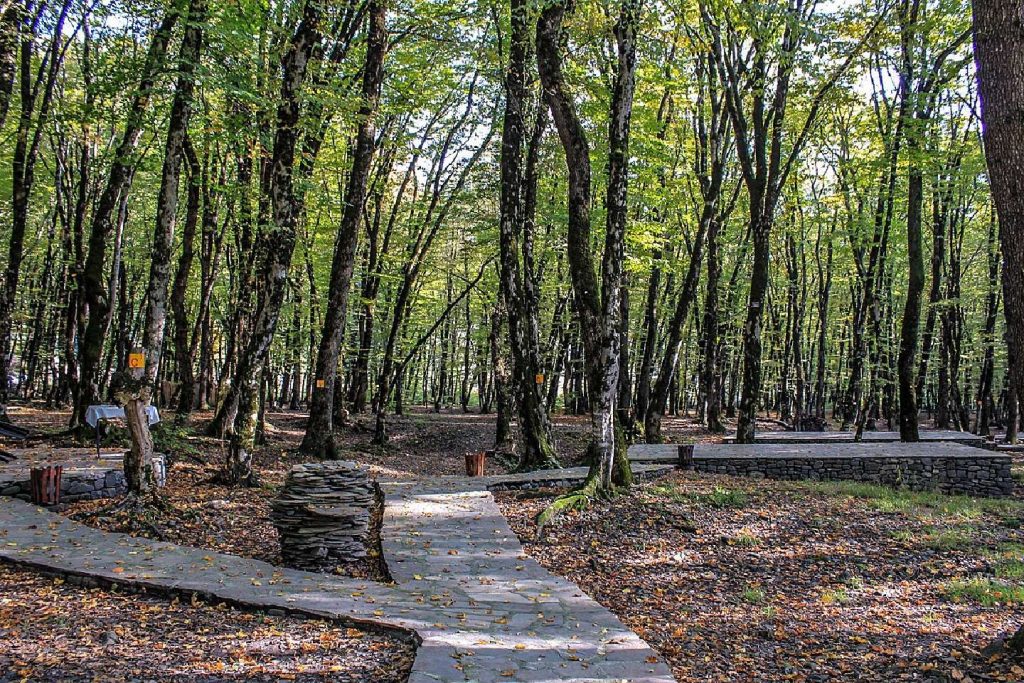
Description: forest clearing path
xmin=0 ymin=463 xmax=675 ymax=682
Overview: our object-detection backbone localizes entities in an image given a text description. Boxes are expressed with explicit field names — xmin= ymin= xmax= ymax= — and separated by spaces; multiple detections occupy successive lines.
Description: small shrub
xmin=944 ymin=579 xmax=1024 ymax=606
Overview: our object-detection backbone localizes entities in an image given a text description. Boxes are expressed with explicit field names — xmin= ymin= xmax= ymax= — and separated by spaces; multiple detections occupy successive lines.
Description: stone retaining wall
xmin=0 ymin=469 xmax=126 ymax=502
xmin=0 ymin=455 xmax=165 ymax=503
xmin=691 ymin=454 xmax=1013 ymax=497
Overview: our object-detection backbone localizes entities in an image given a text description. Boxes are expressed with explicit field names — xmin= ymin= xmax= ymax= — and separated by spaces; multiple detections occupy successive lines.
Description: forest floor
xmin=3 ymin=403 xmax=1023 ymax=682
xmin=0 ymin=562 xmax=414 ymax=682
xmin=497 ymin=471 xmax=1024 ymax=683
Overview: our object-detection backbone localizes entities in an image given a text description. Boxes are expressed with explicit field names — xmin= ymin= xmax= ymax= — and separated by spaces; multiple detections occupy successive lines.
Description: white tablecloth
xmin=84 ymin=404 xmax=160 ymax=428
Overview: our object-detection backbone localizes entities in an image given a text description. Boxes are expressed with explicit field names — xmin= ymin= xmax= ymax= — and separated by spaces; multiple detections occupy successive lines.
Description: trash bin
xmin=30 ymin=465 xmax=63 ymax=505
xmin=465 ymin=452 xmax=486 ymax=477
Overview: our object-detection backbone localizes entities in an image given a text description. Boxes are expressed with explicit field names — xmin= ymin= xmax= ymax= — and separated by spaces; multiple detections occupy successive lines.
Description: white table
xmin=85 ymin=404 xmax=161 ymax=456
xmin=84 ymin=405 xmax=160 ymax=428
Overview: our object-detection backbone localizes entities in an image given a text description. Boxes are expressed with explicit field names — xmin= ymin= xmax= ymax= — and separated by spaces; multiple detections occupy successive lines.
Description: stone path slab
xmin=0 ymin=464 xmax=677 ymax=683
xmin=628 ymin=444 xmax=680 ymax=463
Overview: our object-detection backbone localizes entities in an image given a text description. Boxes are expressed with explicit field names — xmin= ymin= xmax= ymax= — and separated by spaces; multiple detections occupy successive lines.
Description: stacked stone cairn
xmin=271 ymin=462 xmax=373 ymax=570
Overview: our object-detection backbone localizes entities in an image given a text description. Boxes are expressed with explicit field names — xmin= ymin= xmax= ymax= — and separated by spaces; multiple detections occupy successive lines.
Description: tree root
xmin=70 ymin=492 xmax=181 ymax=541
xmin=534 ymin=473 xmax=609 ymax=542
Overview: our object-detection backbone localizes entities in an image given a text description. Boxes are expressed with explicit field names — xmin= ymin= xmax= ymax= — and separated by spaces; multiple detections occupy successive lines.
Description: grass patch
xmin=730 ymin=531 xmax=761 ymax=547
xmin=891 ymin=525 xmax=976 ymax=550
xmin=651 ymin=484 xmax=749 ymax=509
xmin=805 ymin=481 xmax=1023 ymax=519
xmin=741 ymin=586 xmax=766 ymax=605
xmin=944 ymin=578 xmax=1024 ymax=606
xmin=821 ymin=588 xmax=851 ymax=605
xmin=151 ymin=423 xmax=204 ymax=464
xmin=987 ymin=543 xmax=1024 ymax=579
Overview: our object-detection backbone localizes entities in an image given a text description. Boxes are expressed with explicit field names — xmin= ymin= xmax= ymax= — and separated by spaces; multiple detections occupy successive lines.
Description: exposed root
xmin=69 ymin=492 xmax=185 ymax=542
xmin=534 ymin=473 xmax=609 ymax=542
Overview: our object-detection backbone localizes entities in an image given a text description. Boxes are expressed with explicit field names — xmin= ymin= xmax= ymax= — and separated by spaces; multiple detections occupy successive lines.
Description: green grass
xmin=944 ymin=578 xmax=1024 ymax=606
xmin=728 ymin=531 xmax=761 ymax=547
xmin=891 ymin=525 xmax=976 ymax=550
xmin=987 ymin=543 xmax=1024 ymax=579
xmin=652 ymin=484 xmax=748 ymax=509
xmin=151 ymin=423 xmax=204 ymax=463
xmin=741 ymin=586 xmax=766 ymax=604
xmin=804 ymin=481 xmax=1024 ymax=520
xmin=821 ymin=588 xmax=851 ymax=605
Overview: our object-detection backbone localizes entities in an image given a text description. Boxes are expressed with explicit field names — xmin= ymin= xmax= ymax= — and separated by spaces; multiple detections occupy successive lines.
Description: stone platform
xmin=724 ymin=429 xmax=985 ymax=446
xmin=630 ymin=442 xmax=1013 ymax=496
xmin=0 ymin=447 xmax=164 ymax=503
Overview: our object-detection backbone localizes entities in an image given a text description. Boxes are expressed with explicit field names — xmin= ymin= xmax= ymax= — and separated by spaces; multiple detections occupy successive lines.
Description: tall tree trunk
xmin=142 ymin=0 xmax=204 ymax=438
xmin=702 ymin=214 xmax=724 ymax=433
xmin=498 ymin=0 xmax=558 ymax=470
xmin=977 ymin=210 xmax=1000 ymax=435
xmin=0 ymin=0 xmax=72 ymax=419
xmin=222 ymin=0 xmax=322 ymax=485
xmin=537 ymin=0 xmax=639 ymax=492
xmin=974 ymin=0 xmax=1024 ymax=448
xmin=74 ymin=1 xmax=183 ymax=429
xmin=0 ymin=1 xmax=19 ymax=131
xmin=301 ymin=0 xmax=387 ymax=457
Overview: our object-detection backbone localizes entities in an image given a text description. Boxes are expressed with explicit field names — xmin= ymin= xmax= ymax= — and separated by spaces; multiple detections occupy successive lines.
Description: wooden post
xmin=677 ymin=444 xmax=694 ymax=469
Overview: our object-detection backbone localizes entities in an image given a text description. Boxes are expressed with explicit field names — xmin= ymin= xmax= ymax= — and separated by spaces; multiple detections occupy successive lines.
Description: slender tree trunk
xmin=537 ymin=0 xmax=639 ymax=492
xmin=74 ymin=1 xmax=183 ymax=429
xmin=143 ymin=0 xmax=204 ymax=415
xmin=0 ymin=0 xmax=72 ymax=419
xmin=498 ymin=0 xmax=558 ymax=469
xmin=222 ymin=0 xmax=322 ymax=485
xmin=301 ymin=0 xmax=387 ymax=457
xmin=171 ymin=139 xmax=201 ymax=421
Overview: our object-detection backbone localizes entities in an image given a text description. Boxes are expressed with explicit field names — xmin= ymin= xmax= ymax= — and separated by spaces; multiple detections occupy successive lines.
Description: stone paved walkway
xmin=0 ymin=463 xmax=676 ymax=683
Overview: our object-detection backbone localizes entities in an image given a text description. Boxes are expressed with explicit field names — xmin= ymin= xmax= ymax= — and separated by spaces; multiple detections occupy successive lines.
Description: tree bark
xmin=537 ymin=0 xmax=639 ymax=491
xmin=143 ymin=0 xmax=204 ymax=398
xmin=973 ymin=0 xmax=1024 ymax=443
xmin=498 ymin=0 xmax=558 ymax=470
